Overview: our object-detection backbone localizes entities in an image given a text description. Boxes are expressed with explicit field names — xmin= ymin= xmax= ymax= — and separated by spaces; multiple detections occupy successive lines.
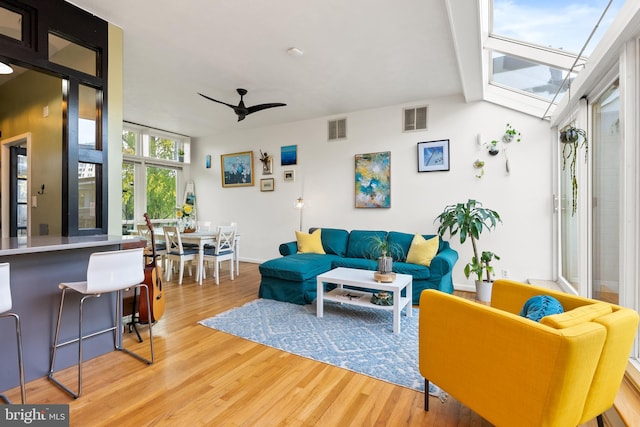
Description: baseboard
xmin=453 ymin=283 xmax=475 ymax=292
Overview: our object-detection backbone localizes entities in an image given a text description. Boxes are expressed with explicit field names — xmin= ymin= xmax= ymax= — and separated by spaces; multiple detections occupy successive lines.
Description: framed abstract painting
xmin=220 ymin=151 xmax=254 ymax=187
xmin=355 ymin=151 xmax=390 ymax=208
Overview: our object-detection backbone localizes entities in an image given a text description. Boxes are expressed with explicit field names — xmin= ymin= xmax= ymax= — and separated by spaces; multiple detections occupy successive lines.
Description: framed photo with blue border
xmin=417 ymin=139 xmax=450 ymax=172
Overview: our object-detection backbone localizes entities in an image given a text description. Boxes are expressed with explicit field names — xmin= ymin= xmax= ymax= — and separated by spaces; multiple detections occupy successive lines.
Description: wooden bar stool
xmin=0 ymin=263 xmax=26 ymax=404
xmin=48 ymin=248 xmax=154 ymax=398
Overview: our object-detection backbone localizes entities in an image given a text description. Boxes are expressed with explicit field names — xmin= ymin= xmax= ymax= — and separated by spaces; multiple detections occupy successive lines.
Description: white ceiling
xmin=67 ymin=0 xmax=464 ymax=138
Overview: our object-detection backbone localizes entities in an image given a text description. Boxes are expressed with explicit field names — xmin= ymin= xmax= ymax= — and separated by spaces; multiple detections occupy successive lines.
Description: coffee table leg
xmin=393 ymin=290 xmax=400 ymax=334
xmin=407 ymin=279 xmax=413 ymax=317
xmin=317 ymin=279 xmax=324 ymax=318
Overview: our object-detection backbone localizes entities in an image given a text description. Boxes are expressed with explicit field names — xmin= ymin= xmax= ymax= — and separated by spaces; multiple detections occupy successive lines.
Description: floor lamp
xmin=295 ymin=197 xmax=304 ymax=231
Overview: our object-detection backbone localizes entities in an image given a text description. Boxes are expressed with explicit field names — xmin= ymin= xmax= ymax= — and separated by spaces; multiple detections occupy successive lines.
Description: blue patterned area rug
xmin=199 ymin=298 xmax=424 ymax=392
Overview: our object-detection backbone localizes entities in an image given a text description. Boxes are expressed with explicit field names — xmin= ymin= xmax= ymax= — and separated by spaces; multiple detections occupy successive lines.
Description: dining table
xmin=178 ymin=231 xmax=241 ymax=285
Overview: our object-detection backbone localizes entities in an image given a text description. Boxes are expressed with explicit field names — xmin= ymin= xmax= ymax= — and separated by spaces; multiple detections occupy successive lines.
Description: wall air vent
xmin=328 ymin=118 xmax=347 ymax=141
xmin=403 ymin=106 xmax=428 ymax=132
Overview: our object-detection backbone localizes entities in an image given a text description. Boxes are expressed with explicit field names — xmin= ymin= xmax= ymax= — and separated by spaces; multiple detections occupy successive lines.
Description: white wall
xmin=189 ymin=94 xmax=553 ymax=289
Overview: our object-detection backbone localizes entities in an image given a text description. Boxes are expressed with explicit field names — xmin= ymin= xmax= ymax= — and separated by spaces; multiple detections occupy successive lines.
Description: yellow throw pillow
xmin=406 ymin=234 xmax=439 ymax=267
xmin=540 ymin=303 xmax=612 ymax=329
xmin=295 ymin=229 xmax=326 ymax=254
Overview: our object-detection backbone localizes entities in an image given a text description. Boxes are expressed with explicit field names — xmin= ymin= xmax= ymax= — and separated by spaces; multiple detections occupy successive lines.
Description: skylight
xmin=485 ymin=0 xmax=624 ymax=110
xmin=492 ymin=0 xmax=625 ymax=57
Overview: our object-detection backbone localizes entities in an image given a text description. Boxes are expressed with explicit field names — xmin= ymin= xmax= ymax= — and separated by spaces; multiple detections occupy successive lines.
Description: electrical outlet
xmin=502 ymin=269 xmax=509 ymax=278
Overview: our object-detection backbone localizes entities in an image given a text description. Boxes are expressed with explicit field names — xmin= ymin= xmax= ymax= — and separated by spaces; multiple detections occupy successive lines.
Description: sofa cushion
xmin=346 ymin=230 xmax=387 ymax=259
xmin=260 ymin=253 xmax=338 ymax=282
xmin=331 ymin=257 xmax=378 ymax=271
xmin=406 ymin=234 xmax=439 ymax=267
xmin=393 ymin=262 xmax=431 ymax=280
xmin=387 ymin=231 xmax=442 ymax=262
xmin=541 ymin=303 xmax=612 ymax=329
xmin=295 ymin=229 xmax=326 ymax=254
xmin=310 ymin=227 xmax=349 ymax=257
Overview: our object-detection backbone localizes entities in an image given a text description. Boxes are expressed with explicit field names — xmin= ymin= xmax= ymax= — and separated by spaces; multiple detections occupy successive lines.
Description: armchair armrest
xmin=279 ymin=241 xmax=298 ymax=256
xmin=419 ymin=289 xmax=606 ymax=427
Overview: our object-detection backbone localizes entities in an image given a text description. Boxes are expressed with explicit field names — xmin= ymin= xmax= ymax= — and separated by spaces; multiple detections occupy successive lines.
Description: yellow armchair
xmin=419 ymin=279 xmax=639 ymax=427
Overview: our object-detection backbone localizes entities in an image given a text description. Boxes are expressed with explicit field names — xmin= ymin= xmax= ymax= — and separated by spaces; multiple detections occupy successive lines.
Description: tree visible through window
xmin=146 ymin=165 xmax=177 ymax=220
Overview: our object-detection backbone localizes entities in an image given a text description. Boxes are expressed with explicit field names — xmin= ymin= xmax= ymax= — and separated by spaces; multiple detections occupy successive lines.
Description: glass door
xmin=591 ymin=80 xmax=620 ymax=303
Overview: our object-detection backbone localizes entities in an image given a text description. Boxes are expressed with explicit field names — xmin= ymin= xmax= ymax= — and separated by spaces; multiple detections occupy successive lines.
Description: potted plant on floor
xmin=464 ymin=251 xmax=500 ymax=302
xmin=435 ymin=199 xmax=502 ymax=302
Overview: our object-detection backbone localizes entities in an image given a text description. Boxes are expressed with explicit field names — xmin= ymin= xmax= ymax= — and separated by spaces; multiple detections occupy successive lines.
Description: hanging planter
xmin=559 ymin=126 xmax=588 ymax=216
xmin=487 ymin=140 xmax=500 ymax=156
xmin=502 ymin=123 xmax=521 ymax=143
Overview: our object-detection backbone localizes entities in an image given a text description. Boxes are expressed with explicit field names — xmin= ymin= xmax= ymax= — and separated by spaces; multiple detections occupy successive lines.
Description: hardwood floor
xmin=3 ymin=263 xmax=598 ymax=426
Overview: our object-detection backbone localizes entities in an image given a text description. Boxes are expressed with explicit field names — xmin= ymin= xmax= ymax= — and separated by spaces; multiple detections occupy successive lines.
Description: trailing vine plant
xmin=560 ymin=126 xmax=588 ymax=215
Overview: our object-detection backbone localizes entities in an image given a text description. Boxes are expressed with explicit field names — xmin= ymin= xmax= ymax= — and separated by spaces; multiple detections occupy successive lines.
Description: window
xmin=78 ymin=163 xmax=97 ymax=229
xmin=122 ymin=124 xmax=189 ymax=234
xmin=492 ymin=0 xmax=624 ymax=57
xmin=48 ymin=32 xmax=98 ymax=76
xmin=0 ymin=6 xmax=22 ymax=41
xmin=491 ymin=51 xmax=574 ymax=101
xmin=478 ymin=0 xmax=625 ymax=115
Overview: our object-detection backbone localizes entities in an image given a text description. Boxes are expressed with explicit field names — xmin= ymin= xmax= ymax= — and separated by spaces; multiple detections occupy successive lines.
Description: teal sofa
xmin=258 ymin=228 xmax=458 ymax=305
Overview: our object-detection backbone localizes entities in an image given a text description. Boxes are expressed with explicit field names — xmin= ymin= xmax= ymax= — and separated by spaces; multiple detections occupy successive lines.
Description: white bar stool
xmin=0 ymin=263 xmax=26 ymax=404
xmin=48 ymin=248 xmax=154 ymax=398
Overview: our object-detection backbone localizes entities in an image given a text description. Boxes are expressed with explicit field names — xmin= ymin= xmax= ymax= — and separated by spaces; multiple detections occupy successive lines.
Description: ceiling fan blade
xmin=246 ymin=103 xmax=287 ymax=115
xmin=198 ymin=92 xmax=237 ymax=109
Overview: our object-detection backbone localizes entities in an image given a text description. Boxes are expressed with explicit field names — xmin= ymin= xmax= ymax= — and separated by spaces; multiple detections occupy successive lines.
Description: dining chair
xmin=0 ymin=263 xmax=26 ymax=404
xmin=48 ymin=248 xmax=154 ymax=398
xmin=163 ymin=226 xmax=199 ymax=285
xmin=202 ymin=225 xmax=236 ymax=285
xmin=136 ymin=223 xmax=167 ymax=270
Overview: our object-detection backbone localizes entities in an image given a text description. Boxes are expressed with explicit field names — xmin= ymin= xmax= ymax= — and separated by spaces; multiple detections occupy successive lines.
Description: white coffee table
xmin=316 ymin=267 xmax=413 ymax=334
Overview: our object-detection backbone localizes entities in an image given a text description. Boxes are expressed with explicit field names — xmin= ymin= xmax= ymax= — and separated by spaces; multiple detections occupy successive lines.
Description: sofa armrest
xmin=279 ymin=241 xmax=298 ymax=256
xmin=419 ymin=289 xmax=606 ymax=427
xmin=428 ymin=246 xmax=458 ymax=277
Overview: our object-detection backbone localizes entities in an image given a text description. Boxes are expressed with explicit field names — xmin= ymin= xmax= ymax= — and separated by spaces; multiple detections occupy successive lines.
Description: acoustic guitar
xmin=139 ymin=213 xmax=165 ymax=323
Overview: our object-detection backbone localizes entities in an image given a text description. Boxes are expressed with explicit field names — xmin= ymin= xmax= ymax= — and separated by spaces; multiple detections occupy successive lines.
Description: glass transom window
xmin=491 ymin=51 xmax=575 ymax=101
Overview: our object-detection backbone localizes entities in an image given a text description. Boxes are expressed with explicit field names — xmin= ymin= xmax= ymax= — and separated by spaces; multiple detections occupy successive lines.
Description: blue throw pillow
xmin=520 ymin=295 xmax=564 ymax=322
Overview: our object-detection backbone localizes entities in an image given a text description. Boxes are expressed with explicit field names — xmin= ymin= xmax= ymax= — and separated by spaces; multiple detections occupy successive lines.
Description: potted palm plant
xmin=435 ymin=199 xmax=502 ymax=302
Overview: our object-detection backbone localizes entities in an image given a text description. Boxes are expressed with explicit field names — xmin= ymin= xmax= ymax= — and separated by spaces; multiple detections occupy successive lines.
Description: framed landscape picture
xmin=417 ymin=139 xmax=450 ymax=172
xmin=355 ymin=151 xmax=390 ymax=208
xmin=220 ymin=151 xmax=254 ymax=187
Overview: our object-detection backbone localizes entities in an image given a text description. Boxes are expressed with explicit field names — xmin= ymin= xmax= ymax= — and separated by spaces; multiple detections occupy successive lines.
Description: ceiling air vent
xmin=403 ymin=106 xmax=428 ymax=132
xmin=328 ymin=118 xmax=347 ymax=141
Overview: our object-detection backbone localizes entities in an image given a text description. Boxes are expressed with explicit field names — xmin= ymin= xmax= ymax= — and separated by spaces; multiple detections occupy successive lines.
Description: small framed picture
xmin=205 ymin=155 xmax=211 ymax=169
xmin=283 ymin=170 xmax=295 ymax=182
xmin=260 ymin=178 xmax=275 ymax=192
xmin=417 ymin=139 xmax=450 ymax=172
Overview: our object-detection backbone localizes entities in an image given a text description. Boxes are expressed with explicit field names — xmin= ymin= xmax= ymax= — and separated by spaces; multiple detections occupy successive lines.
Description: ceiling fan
xmin=198 ymin=88 xmax=286 ymax=122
